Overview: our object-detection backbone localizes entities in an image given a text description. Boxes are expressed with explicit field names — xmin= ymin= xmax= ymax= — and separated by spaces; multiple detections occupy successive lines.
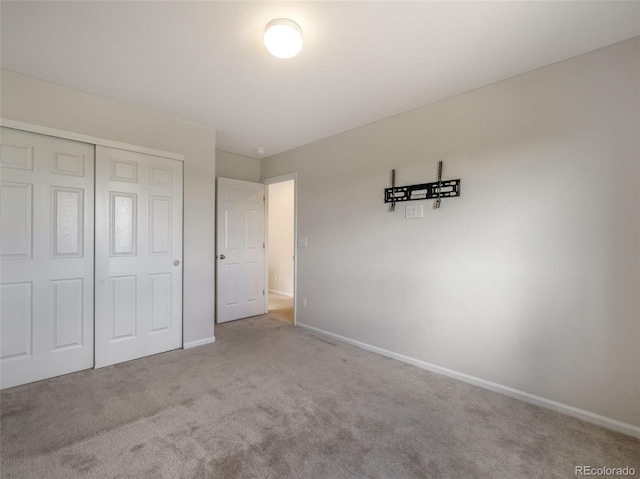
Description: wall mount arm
xmin=385 ymin=162 xmax=460 ymax=208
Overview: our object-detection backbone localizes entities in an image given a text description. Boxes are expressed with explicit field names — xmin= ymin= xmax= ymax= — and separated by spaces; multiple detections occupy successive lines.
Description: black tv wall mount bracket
xmin=385 ymin=161 xmax=461 ymax=211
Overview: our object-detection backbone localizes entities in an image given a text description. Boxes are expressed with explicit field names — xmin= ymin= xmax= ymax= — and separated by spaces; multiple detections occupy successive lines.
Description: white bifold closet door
xmin=0 ymin=127 xmax=94 ymax=389
xmin=95 ymin=146 xmax=183 ymax=368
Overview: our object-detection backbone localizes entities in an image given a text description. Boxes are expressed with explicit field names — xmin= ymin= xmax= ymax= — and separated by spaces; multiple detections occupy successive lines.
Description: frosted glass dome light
xmin=264 ymin=19 xmax=303 ymax=59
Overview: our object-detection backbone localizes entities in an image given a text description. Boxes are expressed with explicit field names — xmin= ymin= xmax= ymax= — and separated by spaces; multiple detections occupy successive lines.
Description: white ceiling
xmin=2 ymin=1 xmax=639 ymax=159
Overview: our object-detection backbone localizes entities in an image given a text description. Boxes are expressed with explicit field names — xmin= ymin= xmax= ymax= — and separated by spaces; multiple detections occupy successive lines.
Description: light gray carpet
xmin=1 ymin=314 xmax=638 ymax=478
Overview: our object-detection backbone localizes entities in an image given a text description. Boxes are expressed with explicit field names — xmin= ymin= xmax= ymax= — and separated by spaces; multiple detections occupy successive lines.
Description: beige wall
xmin=1 ymin=69 xmax=216 ymax=345
xmin=268 ymin=180 xmax=295 ymax=296
xmin=262 ymin=39 xmax=640 ymax=429
xmin=216 ymin=150 xmax=260 ymax=182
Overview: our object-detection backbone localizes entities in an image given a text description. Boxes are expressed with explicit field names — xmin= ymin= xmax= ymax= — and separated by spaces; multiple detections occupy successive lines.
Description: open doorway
xmin=265 ymin=174 xmax=296 ymax=325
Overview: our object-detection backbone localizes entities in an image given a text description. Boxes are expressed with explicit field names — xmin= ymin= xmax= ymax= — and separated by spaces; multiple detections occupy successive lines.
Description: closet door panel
xmin=0 ymin=127 xmax=94 ymax=389
xmin=95 ymin=146 xmax=183 ymax=368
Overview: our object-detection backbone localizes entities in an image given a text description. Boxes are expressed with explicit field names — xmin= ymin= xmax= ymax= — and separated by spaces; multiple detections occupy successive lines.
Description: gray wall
xmin=216 ymin=150 xmax=261 ymax=182
xmin=1 ymin=68 xmax=217 ymax=345
xmin=262 ymin=39 xmax=640 ymax=427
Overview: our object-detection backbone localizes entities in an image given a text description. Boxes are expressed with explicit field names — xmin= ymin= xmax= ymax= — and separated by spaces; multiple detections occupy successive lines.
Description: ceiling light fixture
xmin=264 ymin=18 xmax=303 ymax=59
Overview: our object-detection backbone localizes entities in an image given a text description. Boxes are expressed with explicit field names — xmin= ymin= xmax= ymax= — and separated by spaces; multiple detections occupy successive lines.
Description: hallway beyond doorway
xmin=268 ymin=292 xmax=293 ymax=324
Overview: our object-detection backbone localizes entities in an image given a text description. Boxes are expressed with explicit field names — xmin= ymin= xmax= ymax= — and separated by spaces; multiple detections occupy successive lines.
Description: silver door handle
xmin=219 ymin=255 xmax=225 ymax=260
xmin=173 ymin=260 xmax=180 ymax=266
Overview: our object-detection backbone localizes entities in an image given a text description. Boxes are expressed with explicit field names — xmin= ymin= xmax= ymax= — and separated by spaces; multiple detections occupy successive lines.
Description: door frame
xmin=263 ymin=172 xmax=298 ymax=326
xmin=1 ymin=119 xmax=187 ymax=354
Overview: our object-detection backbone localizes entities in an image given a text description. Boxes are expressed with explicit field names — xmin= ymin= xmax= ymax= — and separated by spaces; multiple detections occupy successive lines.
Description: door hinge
xmin=263 ymin=242 xmax=265 ymax=249
xmin=263 ymin=290 xmax=265 ymax=295
xmin=263 ymin=196 xmax=265 ymax=202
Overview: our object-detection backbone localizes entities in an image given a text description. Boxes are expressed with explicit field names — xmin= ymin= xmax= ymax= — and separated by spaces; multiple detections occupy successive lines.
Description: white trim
xmin=263 ymin=172 xmax=298 ymax=326
xmin=268 ymin=289 xmax=294 ymax=298
xmin=296 ymin=322 xmax=640 ymax=439
xmin=1 ymin=119 xmax=184 ymax=161
xmin=183 ymin=336 xmax=216 ymax=349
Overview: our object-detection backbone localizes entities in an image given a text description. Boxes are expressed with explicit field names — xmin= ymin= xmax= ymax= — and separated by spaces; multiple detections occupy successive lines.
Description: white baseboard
xmin=183 ymin=336 xmax=216 ymax=349
xmin=268 ymin=289 xmax=294 ymax=298
xmin=296 ymin=322 xmax=640 ymax=439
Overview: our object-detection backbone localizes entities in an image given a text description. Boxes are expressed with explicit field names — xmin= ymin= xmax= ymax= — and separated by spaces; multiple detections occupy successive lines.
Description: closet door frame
xmin=0 ymin=119 xmax=186 ymax=367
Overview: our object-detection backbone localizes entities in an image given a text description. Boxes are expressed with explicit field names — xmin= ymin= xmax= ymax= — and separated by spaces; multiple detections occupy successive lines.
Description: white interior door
xmin=95 ymin=146 xmax=183 ymax=368
xmin=216 ymin=177 xmax=265 ymax=323
xmin=0 ymin=127 xmax=94 ymax=389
